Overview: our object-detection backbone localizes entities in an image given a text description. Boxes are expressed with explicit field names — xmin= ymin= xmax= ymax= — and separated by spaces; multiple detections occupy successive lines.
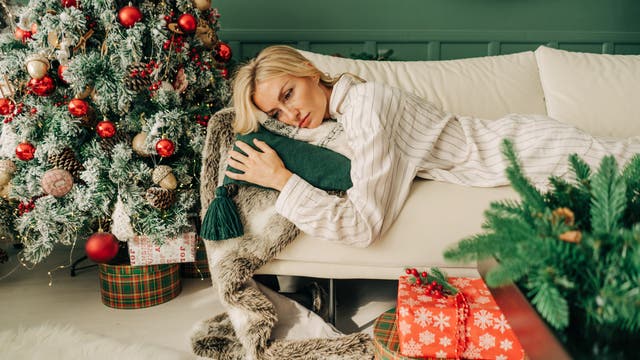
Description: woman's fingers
xmin=252 ymin=138 xmax=274 ymax=153
xmin=234 ymin=140 xmax=258 ymax=155
xmin=227 ymin=157 xmax=247 ymax=171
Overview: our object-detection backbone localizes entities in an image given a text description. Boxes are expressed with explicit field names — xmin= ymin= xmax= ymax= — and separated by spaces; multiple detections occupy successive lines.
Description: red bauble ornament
xmin=0 ymin=98 xmax=16 ymax=116
xmin=14 ymin=28 xmax=33 ymax=43
xmin=96 ymin=120 xmax=116 ymax=138
xmin=177 ymin=13 xmax=197 ymax=33
xmin=27 ymin=75 xmax=56 ymax=96
xmin=61 ymin=0 xmax=76 ymax=7
xmin=68 ymin=98 xmax=89 ymax=117
xmin=155 ymin=138 xmax=175 ymax=157
xmin=57 ymin=65 xmax=68 ymax=83
xmin=118 ymin=5 xmax=143 ymax=28
xmin=85 ymin=231 xmax=119 ymax=263
xmin=214 ymin=42 xmax=232 ymax=63
xmin=15 ymin=142 xmax=36 ymax=161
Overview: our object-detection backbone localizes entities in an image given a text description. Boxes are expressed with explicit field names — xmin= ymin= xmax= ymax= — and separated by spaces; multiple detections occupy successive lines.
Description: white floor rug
xmin=0 ymin=323 xmax=202 ymax=360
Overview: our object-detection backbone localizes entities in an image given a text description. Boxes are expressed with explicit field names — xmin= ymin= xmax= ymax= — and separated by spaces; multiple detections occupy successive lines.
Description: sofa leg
xmin=328 ymin=278 xmax=336 ymax=325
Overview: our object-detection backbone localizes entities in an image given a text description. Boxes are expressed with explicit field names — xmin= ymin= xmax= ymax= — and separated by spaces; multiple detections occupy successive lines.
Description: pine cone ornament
xmin=124 ymin=62 xmax=152 ymax=92
xmin=146 ymin=187 xmax=175 ymax=210
xmin=100 ymin=131 xmax=131 ymax=153
xmin=48 ymin=147 xmax=85 ymax=178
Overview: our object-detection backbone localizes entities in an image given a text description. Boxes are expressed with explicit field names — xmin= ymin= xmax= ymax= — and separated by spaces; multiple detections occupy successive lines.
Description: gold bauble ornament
xmin=152 ymin=165 xmax=178 ymax=190
xmin=193 ymin=0 xmax=211 ymax=11
xmin=48 ymin=31 xmax=60 ymax=48
xmin=132 ymin=132 xmax=151 ymax=157
xmin=26 ymin=54 xmax=50 ymax=80
xmin=0 ymin=159 xmax=17 ymax=186
xmin=0 ymin=183 xmax=11 ymax=199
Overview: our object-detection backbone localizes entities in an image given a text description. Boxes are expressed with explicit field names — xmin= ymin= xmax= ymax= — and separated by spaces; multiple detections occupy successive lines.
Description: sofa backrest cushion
xmin=298 ymin=49 xmax=547 ymax=120
xmin=535 ymin=46 xmax=640 ymax=138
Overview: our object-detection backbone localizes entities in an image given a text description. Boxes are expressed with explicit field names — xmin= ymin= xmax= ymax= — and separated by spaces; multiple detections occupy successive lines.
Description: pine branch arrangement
xmin=445 ymin=139 xmax=640 ymax=335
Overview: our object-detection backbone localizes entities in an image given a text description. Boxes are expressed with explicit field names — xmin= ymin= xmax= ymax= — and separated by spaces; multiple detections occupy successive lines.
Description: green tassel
xmin=200 ymin=186 xmax=244 ymax=241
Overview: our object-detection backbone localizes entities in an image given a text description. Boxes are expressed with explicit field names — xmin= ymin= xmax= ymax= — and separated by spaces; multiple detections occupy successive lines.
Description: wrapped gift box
xmin=98 ymin=263 xmax=181 ymax=309
xmin=128 ymin=232 xmax=196 ymax=266
xmin=397 ymin=276 xmax=525 ymax=359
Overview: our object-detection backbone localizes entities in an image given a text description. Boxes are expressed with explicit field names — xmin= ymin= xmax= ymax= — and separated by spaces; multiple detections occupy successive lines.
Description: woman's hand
xmin=225 ymin=139 xmax=293 ymax=191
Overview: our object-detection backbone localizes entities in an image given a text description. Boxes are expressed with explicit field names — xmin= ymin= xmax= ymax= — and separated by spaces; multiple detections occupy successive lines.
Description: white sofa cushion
xmin=298 ymin=49 xmax=547 ymax=120
xmin=264 ymin=180 xmax=517 ymax=279
xmin=535 ymin=46 xmax=640 ymax=138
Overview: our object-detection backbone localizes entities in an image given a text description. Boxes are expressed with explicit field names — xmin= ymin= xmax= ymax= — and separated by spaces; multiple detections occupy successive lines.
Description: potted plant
xmin=444 ymin=140 xmax=640 ymax=358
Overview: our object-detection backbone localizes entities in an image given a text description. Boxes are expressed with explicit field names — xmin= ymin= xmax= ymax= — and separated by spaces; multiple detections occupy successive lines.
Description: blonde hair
xmin=231 ymin=45 xmax=338 ymax=134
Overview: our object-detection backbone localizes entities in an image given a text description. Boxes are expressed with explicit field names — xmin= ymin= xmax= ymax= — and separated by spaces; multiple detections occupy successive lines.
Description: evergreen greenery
xmin=0 ymin=0 xmax=231 ymax=264
xmin=445 ymin=139 xmax=640 ymax=335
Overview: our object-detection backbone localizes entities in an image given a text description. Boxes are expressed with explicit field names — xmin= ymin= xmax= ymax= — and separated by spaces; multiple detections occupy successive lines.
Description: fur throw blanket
xmin=191 ymin=108 xmax=373 ymax=359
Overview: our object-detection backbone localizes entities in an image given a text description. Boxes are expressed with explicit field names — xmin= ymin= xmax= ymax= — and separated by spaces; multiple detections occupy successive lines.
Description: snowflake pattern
xmin=479 ymin=333 xmax=496 ymax=350
xmin=473 ymin=309 xmax=494 ymax=329
xmin=439 ymin=336 xmax=452 ymax=346
xmin=413 ymin=307 xmax=433 ymax=326
xmin=432 ymin=312 xmax=451 ymax=331
xmin=500 ymin=339 xmax=513 ymax=351
xmin=401 ymin=298 xmax=421 ymax=307
xmin=451 ymin=278 xmax=471 ymax=288
xmin=397 ymin=277 xmax=523 ymax=359
xmin=412 ymin=285 xmax=426 ymax=294
xmin=461 ymin=342 xmax=482 ymax=359
xmin=435 ymin=350 xmax=448 ymax=359
xmin=493 ymin=314 xmax=511 ymax=334
xmin=399 ymin=319 xmax=412 ymax=335
xmin=419 ymin=329 xmax=435 ymax=345
xmin=401 ymin=339 xmax=422 ymax=357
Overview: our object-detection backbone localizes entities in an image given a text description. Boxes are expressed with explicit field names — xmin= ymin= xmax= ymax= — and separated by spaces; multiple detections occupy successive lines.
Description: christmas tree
xmin=445 ymin=140 xmax=640 ymax=343
xmin=0 ymin=0 xmax=231 ymax=265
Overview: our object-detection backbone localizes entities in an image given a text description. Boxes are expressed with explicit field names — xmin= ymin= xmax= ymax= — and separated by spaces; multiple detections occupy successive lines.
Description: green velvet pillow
xmin=224 ymin=125 xmax=352 ymax=191
xmin=201 ymin=125 xmax=352 ymax=241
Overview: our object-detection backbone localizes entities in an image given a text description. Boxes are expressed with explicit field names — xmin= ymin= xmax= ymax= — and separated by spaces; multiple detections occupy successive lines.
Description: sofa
xmin=223 ymin=45 xmax=640 ymax=280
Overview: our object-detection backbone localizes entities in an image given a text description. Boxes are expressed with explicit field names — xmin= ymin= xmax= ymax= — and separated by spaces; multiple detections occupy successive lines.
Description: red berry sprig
xmin=195 ymin=114 xmax=210 ymax=126
xmin=404 ymin=267 xmax=452 ymax=298
xmin=163 ymin=34 xmax=186 ymax=53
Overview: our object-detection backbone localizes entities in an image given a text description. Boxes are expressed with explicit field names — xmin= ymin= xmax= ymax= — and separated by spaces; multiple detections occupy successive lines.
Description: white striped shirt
xmin=274 ymin=75 xmax=640 ymax=247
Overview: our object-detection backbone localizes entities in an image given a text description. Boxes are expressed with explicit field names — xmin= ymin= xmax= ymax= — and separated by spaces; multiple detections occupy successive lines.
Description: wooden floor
xmin=0 ymin=245 xmax=397 ymax=356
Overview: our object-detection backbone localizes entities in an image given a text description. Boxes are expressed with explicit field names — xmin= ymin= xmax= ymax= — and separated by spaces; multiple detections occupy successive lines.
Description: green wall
xmin=214 ymin=0 xmax=640 ymax=60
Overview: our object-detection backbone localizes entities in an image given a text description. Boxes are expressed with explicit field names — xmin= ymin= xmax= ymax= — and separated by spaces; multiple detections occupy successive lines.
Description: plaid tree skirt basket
xmin=374 ymin=308 xmax=417 ymax=360
xmin=98 ymin=263 xmax=182 ymax=309
xmin=181 ymin=238 xmax=210 ymax=278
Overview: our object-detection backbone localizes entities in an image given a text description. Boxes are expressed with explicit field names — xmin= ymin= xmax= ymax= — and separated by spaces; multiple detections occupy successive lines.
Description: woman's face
xmin=253 ymin=74 xmax=331 ymax=129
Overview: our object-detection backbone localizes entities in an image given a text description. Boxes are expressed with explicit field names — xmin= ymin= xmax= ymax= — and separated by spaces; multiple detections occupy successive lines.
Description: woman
xmin=227 ymin=45 xmax=640 ymax=248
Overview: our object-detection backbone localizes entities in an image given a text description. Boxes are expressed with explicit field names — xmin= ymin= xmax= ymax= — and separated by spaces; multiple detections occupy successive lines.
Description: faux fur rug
xmin=192 ymin=108 xmax=374 ymax=359
xmin=0 ymin=323 xmax=200 ymax=360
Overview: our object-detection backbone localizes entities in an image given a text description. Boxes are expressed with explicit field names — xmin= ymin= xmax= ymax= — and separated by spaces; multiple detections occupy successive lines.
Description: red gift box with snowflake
xmin=397 ymin=275 xmax=525 ymax=359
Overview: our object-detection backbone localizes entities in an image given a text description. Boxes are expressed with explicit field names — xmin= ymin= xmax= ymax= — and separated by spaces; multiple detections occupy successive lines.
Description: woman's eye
xmin=272 ymin=111 xmax=280 ymax=119
xmin=283 ymin=89 xmax=292 ymax=101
